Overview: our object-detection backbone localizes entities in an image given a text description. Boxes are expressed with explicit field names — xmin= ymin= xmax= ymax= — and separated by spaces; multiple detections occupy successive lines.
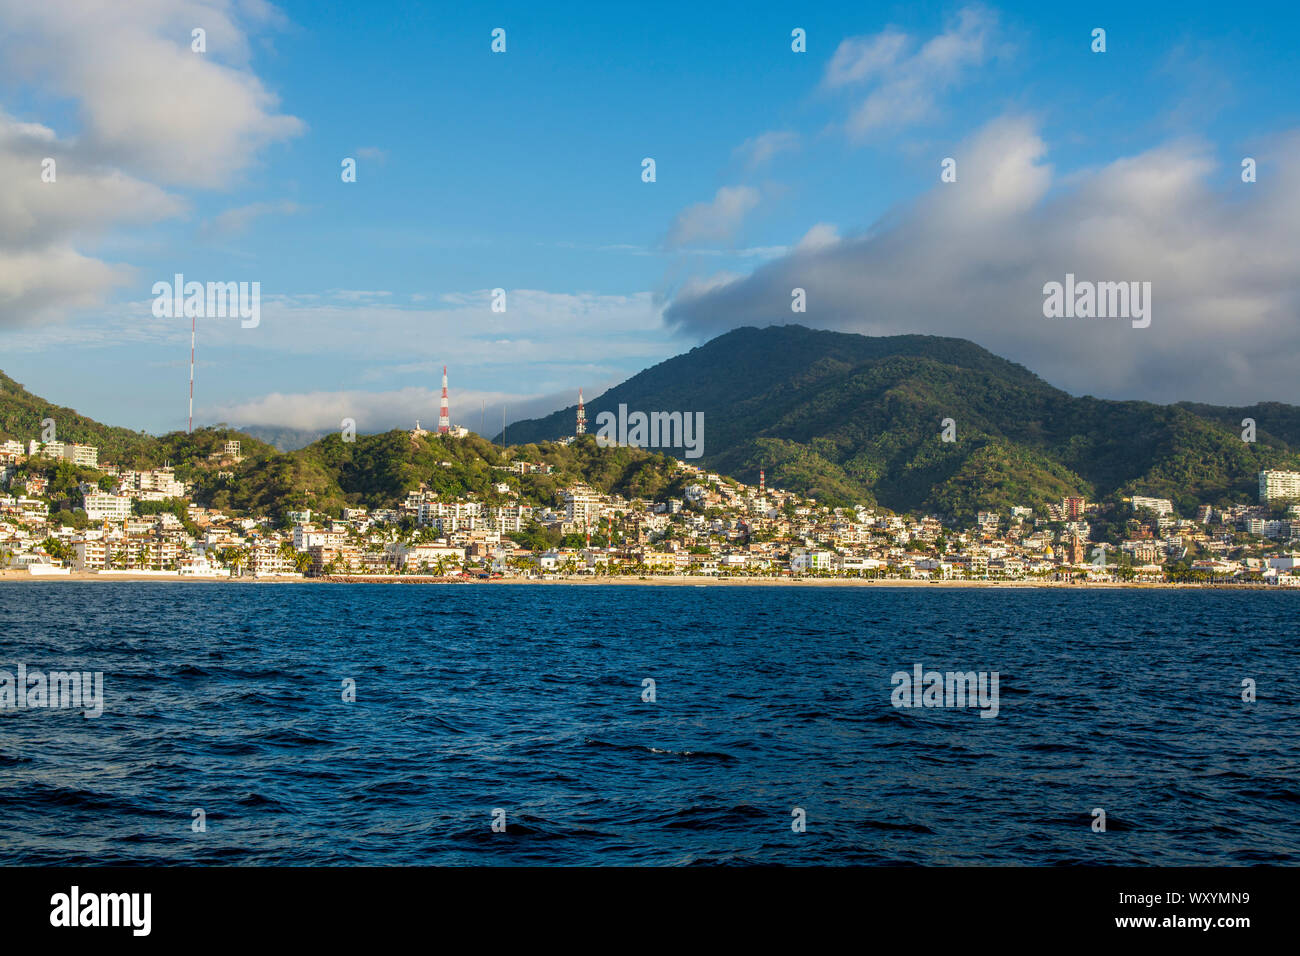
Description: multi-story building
xmin=1260 ymin=470 xmax=1300 ymax=502
xmin=27 ymin=440 xmax=65 ymax=459
xmin=61 ymin=444 xmax=99 ymax=467
xmin=250 ymin=543 xmax=297 ymax=577
xmin=83 ymin=492 xmax=132 ymax=523
xmin=417 ymin=500 xmax=482 ymax=532
xmin=488 ymin=504 xmax=531 ymax=535
xmin=1131 ymin=495 xmax=1174 ymax=516
xmin=293 ymin=524 xmax=342 ymax=550
xmin=563 ymin=484 xmax=601 ymax=529
xmin=1063 ymin=496 xmax=1087 ymax=520
xmin=394 ymin=542 xmax=465 ymax=571
xmin=72 ymin=538 xmax=107 ymax=571
xmin=789 ymin=548 xmax=834 ymax=573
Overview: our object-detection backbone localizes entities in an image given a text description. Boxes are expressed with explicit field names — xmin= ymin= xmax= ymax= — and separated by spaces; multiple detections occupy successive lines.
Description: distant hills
xmin=238 ymin=425 xmax=334 ymax=452
xmin=0 ymin=368 xmax=690 ymax=521
xmin=7 ymin=324 xmax=1300 ymax=523
xmin=500 ymin=325 xmax=1300 ymax=519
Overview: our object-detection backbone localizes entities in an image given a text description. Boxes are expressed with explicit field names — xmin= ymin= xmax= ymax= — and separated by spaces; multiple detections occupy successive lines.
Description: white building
xmin=27 ymin=440 xmax=65 ymax=459
xmin=1131 ymin=495 xmax=1174 ymax=515
xmin=1260 ymin=470 xmax=1300 ymax=502
xmin=417 ymin=500 xmax=482 ymax=532
xmin=72 ymin=538 xmax=107 ymax=571
xmin=62 ymin=444 xmax=99 ymax=467
xmin=563 ymin=485 xmax=601 ymax=528
xmin=83 ymin=492 xmax=132 ymax=523
xmin=789 ymin=548 xmax=834 ymax=573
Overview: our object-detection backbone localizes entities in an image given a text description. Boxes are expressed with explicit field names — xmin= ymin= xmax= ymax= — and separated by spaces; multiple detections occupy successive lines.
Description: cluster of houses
xmin=4 ymin=435 xmax=1300 ymax=585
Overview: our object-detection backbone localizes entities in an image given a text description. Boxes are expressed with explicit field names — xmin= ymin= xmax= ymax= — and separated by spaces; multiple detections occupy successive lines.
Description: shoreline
xmin=0 ymin=570 xmax=1285 ymax=590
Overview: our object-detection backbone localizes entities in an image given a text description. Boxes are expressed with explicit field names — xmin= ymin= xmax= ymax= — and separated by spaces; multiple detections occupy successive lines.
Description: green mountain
xmin=499 ymin=325 xmax=1300 ymax=519
xmin=0 ymin=369 xmax=692 ymax=523
xmin=9 ymin=324 xmax=1299 ymax=525
xmin=202 ymin=431 xmax=691 ymax=521
xmin=0 ymin=370 xmax=277 ymax=471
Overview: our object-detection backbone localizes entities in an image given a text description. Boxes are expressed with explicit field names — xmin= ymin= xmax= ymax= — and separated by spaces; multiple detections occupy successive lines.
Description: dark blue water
xmin=1 ymin=582 xmax=1297 ymax=865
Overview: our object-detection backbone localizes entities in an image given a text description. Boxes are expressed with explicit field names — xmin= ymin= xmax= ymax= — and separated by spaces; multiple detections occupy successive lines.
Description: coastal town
xmin=5 ymin=427 xmax=1300 ymax=588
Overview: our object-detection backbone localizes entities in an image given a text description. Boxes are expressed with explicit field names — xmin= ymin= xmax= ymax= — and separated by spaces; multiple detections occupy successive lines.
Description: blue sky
xmin=1 ymin=0 xmax=1297 ymax=436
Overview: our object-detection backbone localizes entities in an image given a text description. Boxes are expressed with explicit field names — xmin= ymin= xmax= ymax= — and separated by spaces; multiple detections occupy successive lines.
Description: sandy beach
xmin=0 ymin=569 xmax=1276 ymax=590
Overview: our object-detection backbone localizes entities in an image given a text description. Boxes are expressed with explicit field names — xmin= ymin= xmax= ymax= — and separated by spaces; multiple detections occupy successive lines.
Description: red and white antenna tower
xmin=187 ymin=314 xmax=195 ymax=434
xmin=438 ymin=366 xmax=450 ymax=434
xmin=576 ymin=388 xmax=586 ymax=435
xmin=759 ymin=468 xmax=765 ymax=496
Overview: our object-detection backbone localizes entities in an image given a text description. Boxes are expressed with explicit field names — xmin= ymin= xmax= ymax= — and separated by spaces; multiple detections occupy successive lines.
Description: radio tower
xmin=187 ymin=313 xmax=195 ymax=434
xmin=576 ymin=388 xmax=586 ymax=436
xmin=759 ymin=468 xmax=765 ymax=496
xmin=438 ymin=366 xmax=450 ymax=434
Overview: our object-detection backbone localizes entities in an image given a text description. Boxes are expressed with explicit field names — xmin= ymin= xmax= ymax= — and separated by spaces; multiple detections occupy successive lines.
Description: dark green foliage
xmin=500 ymin=325 xmax=1300 ymax=517
xmin=7 ymin=324 xmax=1300 ymax=523
xmin=0 ymin=369 xmax=274 ymax=469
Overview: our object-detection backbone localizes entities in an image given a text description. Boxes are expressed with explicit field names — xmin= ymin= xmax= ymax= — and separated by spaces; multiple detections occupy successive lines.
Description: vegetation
xmin=500 ymin=325 xmax=1300 ymax=518
xmin=5 ymin=325 xmax=1300 ymax=525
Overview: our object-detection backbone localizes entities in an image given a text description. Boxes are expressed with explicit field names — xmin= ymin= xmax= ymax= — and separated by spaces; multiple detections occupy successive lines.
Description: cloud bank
xmin=664 ymin=116 xmax=1300 ymax=404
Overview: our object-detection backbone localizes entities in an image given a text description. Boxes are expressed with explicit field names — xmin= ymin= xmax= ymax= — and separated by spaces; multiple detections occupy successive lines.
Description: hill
xmin=237 ymin=424 xmax=334 ymax=452
xmin=499 ymin=325 xmax=1300 ymax=519
xmin=0 ymin=370 xmax=277 ymax=470
xmin=0 ymin=369 xmax=696 ymax=524
xmin=200 ymin=431 xmax=691 ymax=521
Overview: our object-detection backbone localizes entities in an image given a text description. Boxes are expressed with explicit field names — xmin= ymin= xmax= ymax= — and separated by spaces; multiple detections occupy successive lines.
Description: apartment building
xmin=83 ymin=492 xmax=132 ymax=523
xmin=563 ymin=484 xmax=601 ymax=529
xmin=1131 ymin=495 xmax=1174 ymax=515
xmin=72 ymin=538 xmax=107 ymax=571
xmin=1260 ymin=470 xmax=1300 ymax=502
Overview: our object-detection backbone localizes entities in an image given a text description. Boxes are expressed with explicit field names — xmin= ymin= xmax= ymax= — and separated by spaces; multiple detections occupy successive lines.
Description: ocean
xmin=1 ymin=582 xmax=1296 ymax=865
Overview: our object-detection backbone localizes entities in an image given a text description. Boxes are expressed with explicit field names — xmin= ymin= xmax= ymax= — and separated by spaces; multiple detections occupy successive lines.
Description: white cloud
xmin=0 ymin=287 xmax=676 ymax=392
xmin=666 ymin=185 xmax=762 ymax=247
xmin=733 ymin=130 xmax=800 ymax=170
xmin=0 ymin=0 xmax=304 ymax=188
xmin=200 ymin=200 xmax=302 ymax=238
xmin=207 ymin=384 xmax=598 ymax=434
xmin=823 ymin=29 xmax=910 ymax=89
xmin=664 ymin=116 xmax=1300 ymax=405
xmin=0 ymin=111 xmax=185 ymax=324
xmin=824 ymin=5 xmax=999 ymax=140
xmin=0 ymin=1 xmax=301 ymax=327
xmin=794 ymin=223 xmax=841 ymax=255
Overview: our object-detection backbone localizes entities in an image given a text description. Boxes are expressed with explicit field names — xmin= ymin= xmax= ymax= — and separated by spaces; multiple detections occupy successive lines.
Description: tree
xmin=40 ymin=537 xmax=73 ymax=563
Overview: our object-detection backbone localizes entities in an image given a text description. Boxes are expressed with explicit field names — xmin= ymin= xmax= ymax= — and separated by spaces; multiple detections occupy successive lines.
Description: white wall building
xmin=83 ymin=492 xmax=132 ymax=523
xmin=1260 ymin=470 xmax=1300 ymax=502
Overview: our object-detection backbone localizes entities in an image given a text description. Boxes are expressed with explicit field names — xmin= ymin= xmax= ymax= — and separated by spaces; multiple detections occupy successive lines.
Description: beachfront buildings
xmin=7 ymin=424 xmax=1300 ymax=585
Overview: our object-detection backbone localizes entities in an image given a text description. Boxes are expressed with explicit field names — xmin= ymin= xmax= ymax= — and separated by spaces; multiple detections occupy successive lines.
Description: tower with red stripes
xmin=438 ymin=366 xmax=450 ymax=434
xmin=576 ymin=388 xmax=586 ymax=435
xmin=759 ymin=468 xmax=765 ymax=496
